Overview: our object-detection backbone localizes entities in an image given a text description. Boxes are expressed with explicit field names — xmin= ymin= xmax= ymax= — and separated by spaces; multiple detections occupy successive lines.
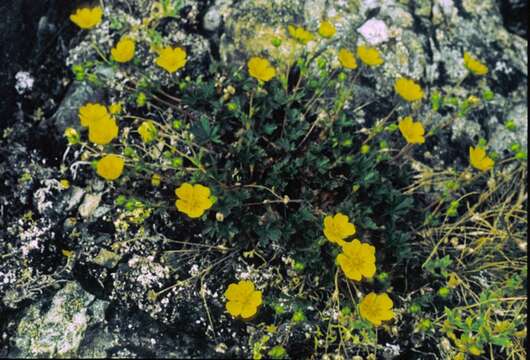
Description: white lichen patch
xmin=14 ymin=71 xmax=35 ymax=95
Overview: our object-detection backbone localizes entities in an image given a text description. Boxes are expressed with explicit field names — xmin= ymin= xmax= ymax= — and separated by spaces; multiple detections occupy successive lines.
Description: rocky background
xmin=0 ymin=0 xmax=527 ymax=358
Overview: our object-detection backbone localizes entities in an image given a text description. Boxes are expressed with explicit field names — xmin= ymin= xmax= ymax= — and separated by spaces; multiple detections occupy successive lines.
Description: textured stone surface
xmin=10 ymin=282 xmax=108 ymax=358
xmin=216 ymin=0 xmax=527 ymax=153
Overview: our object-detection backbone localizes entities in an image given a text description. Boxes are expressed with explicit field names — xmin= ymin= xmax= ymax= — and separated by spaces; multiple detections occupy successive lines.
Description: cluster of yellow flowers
xmin=78 ymin=103 xmax=119 ymax=145
xmin=288 ymin=25 xmax=315 ymax=44
xmin=289 ymin=20 xmax=337 ymax=44
xmin=246 ymin=21 xmax=385 ymax=82
xmin=338 ymin=45 xmax=385 ymax=70
xmin=70 ymin=7 xmax=187 ymax=73
xmin=323 ymin=213 xmax=394 ymax=326
xmin=68 ymin=11 xmax=499 ymax=330
xmin=74 ymin=102 xmax=125 ymax=181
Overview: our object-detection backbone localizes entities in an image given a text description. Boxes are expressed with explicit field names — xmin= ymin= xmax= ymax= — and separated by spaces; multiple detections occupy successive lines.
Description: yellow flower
xmin=359 ymin=292 xmax=395 ymax=326
xmin=79 ymin=103 xmax=109 ymax=128
xmin=463 ymin=52 xmax=488 ymax=76
xmin=323 ymin=213 xmax=356 ymax=244
xmin=175 ymin=183 xmax=214 ymax=218
xmin=138 ymin=120 xmax=157 ymax=143
xmin=469 ymin=146 xmax=494 ymax=172
xmin=394 ymin=77 xmax=424 ymax=102
xmin=224 ymin=280 xmax=262 ymax=319
xmin=288 ymin=25 xmax=314 ymax=44
xmin=337 ymin=240 xmax=376 ymax=281
xmin=398 ymin=116 xmax=425 ymax=144
xmin=151 ymin=174 xmax=161 ymax=187
xmin=318 ymin=21 xmax=336 ymax=38
xmin=64 ymin=127 xmax=80 ymax=144
xmin=357 ymin=45 xmax=384 ymax=67
xmin=467 ymin=95 xmax=480 ymax=106
xmin=248 ymin=57 xmax=276 ymax=82
xmin=96 ymin=154 xmax=125 ymax=181
xmin=109 ymin=102 xmax=122 ymax=115
xmin=155 ymin=47 xmax=187 ymax=73
xmin=59 ymin=179 xmax=70 ymax=190
xmin=338 ymin=48 xmax=357 ymax=70
xmin=70 ymin=7 xmax=103 ymax=29
xmin=111 ymin=37 xmax=136 ymax=63
xmin=88 ymin=116 xmax=119 ymax=145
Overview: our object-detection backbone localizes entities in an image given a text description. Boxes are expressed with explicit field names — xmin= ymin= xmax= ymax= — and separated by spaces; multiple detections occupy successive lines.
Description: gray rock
xmin=78 ymin=193 xmax=103 ymax=219
xmin=488 ymin=102 xmax=528 ymax=154
xmin=65 ymin=186 xmax=86 ymax=212
xmin=203 ymin=6 xmax=222 ymax=32
xmin=8 ymin=279 xmax=216 ymax=358
xmin=9 ymin=282 xmax=109 ymax=358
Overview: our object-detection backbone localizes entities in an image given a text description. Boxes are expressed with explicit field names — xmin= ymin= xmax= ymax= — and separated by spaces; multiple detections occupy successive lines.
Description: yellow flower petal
xmin=324 ymin=213 xmax=356 ymax=243
xmin=338 ymin=48 xmax=357 ymax=70
xmin=226 ymin=300 xmax=243 ymax=317
xmin=155 ymin=47 xmax=187 ymax=73
xmin=464 ymin=52 xmax=488 ymax=76
xmin=318 ymin=21 xmax=336 ymax=38
xmin=248 ymin=57 xmax=276 ymax=82
xmin=175 ymin=183 xmax=194 ymax=199
xmin=70 ymin=7 xmax=103 ymax=29
xmin=376 ymin=293 xmax=394 ymax=310
xmin=337 ymin=240 xmax=376 ymax=280
xmin=224 ymin=283 xmax=240 ymax=301
xmin=79 ymin=103 xmax=109 ymax=128
xmin=248 ymin=290 xmax=263 ymax=308
xmin=88 ymin=116 xmax=119 ymax=145
xmin=238 ymin=280 xmax=255 ymax=297
xmin=359 ymin=292 xmax=394 ymax=326
xmin=359 ymin=259 xmax=376 ymax=278
xmin=175 ymin=183 xmax=214 ymax=218
xmin=357 ymin=45 xmax=384 ymax=67
xmin=398 ymin=116 xmax=425 ymax=144
xmin=193 ymin=184 xmax=211 ymax=200
xmin=224 ymin=280 xmax=262 ymax=320
xmin=337 ymin=254 xmax=362 ymax=281
xmin=111 ymin=37 xmax=136 ymax=63
xmin=469 ymin=146 xmax=494 ymax=172
xmin=395 ymin=77 xmax=424 ymax=102
xmin=240 ymin=302 xmax=258 ymax=319
xmin=288 ymin=25 xmax=314 ymax=44
xmin=96 ymin=154 xmax=125 ymax=181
